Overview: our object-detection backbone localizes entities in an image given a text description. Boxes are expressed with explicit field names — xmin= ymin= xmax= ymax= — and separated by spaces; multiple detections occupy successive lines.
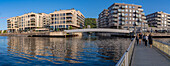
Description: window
xmin=133 ymin=18 xmax=135 ymax=20
xmin=129 ymin=14 xmax=131 ymax=16
xmin=129 ymin=6 xmax=132 ymax=8
xmin=129 ymin=10 xmax=132 ymax=12
xmin=122 ymin=9 xmax=124 ymax=12
xmin=125 ymin=9 xmax=128 ymax=12
xmin=60 ymin=14 xmax=63 ymax=16
xmin=57 ymin=14 xmax=59 ymax=16
xmin=125 ymin=13 xmax=128 ymax=16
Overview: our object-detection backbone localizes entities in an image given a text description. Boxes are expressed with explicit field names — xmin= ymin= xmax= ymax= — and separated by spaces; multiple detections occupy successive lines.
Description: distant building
xmin=98 ymin=3 xmax=148 ymax=31
xmin=7 ymin=12 xmax=50 ymax=32
xmin=98 ymin=9 xmax=109 ymax=28
xmin=49 ymin=8 xmax=85 ymax=31
xmin=146 ymin=11 xmax=170 ymax=30
xmin=7 ymin=9 xmax=85 ymax=33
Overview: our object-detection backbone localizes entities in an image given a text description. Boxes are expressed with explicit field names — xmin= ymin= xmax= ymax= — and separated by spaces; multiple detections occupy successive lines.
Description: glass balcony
xmin=121 ymin=6 xmax=126 ymax=9
xmin=112 ymin=15 xmax=117 ymax=17
xmin=118 ymin=9 xmax=122 ymax=12
xmin=138 ymin=9 xmax=143 ymax=11
xmin=66 ymin=18 xmax=72 ymax=21
xmin=142 ymin=17 xmax=146 ymax=19
xmin=113 ymin=6 xmax=119 ymax=9
xmin=157 ymin=15 xmax=161 ymax=17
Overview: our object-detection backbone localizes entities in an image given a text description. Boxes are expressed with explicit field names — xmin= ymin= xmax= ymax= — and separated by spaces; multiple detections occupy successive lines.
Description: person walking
xmin=139 ymin=33 xmax=142 ymax=45
xmin=148 ymin=33 xmax=153 ymax=48
xmin=143 ymin=34 xmax=146 ymax=45
xmin=136 ymin=34 xmax=139 ymax=45
xmin=145 ymin=34 xmax=148 ymax=47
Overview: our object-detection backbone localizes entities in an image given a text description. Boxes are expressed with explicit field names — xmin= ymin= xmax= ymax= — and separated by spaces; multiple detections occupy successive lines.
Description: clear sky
xmin=0 ymin=0 xmax=170 ymax=30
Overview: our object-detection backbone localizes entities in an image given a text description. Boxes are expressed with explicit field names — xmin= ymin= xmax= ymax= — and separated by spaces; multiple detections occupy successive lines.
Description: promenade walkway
xmin=131 ymin=41 xmax=170 ymax=66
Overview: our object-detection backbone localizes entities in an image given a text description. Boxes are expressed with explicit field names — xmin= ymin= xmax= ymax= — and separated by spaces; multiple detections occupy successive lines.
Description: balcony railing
xmin=67 ymin=15 xmax=73 ymax=17
xmin=157 ymin=15 xmax=161 ymax=17
xmin=138 ymin=9 xmax=143 ymax=11
xmin=113 ymin=15 xmax=117 ymax=17
xmin=113 ymin=6 xmax=119 ymax=9
xmin=66 ymin=18 xmax=72 ymax=21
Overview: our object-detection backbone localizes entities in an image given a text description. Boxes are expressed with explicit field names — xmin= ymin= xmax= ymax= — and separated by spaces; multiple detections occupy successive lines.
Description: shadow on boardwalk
xmin=131 ymin=41 xmax=170 ymax=66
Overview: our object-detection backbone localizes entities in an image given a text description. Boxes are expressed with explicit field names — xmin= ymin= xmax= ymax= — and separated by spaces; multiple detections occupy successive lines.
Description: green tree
xmin=84 ymin=18 xmax=97 ymax=28
xmin=69 ymin=26 xmax=72 ymax=29
xmin=3 ymin=30 xmax=7 ymax=33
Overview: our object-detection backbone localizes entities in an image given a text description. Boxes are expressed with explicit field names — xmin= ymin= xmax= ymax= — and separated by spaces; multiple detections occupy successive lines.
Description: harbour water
xmin=0 ymin=36 xmax=132 ymax=65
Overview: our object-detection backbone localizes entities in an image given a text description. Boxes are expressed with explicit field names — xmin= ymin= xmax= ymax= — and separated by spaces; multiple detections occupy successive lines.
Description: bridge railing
xmin=116 ymin=37 xmax=136 ymax=66
xmin=153 ymin=40 xmax=170 ymax=56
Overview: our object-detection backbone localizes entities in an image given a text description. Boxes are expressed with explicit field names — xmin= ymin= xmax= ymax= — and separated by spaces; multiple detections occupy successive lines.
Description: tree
xmin=84 ymin=18 xmax=97 ymax=28
xmin=3 ymin=30 xmax=7 ymax=33
xmin=69 ymin=26 xmax=72 ymax=29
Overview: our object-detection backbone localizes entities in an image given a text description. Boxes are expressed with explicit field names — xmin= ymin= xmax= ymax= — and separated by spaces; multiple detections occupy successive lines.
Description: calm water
xmin=0 ymin=36 xmax=131 ymax=66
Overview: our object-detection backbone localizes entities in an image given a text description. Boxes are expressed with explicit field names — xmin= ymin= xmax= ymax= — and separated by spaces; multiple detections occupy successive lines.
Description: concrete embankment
xmin=0 ymin=32 xmax=81 ymax=37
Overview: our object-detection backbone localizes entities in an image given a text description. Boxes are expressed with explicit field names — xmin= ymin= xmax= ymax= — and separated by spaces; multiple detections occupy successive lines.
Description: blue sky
xmin=0 ymin=0 xmax=170 ymax=30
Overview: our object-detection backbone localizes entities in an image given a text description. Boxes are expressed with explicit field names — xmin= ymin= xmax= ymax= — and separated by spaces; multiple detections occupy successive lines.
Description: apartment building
xmin=146 ymin=11 xmax=170 ymax=30
xmin=98 ymin=3 xmax=148 ymax=31
xmin=98 ymin=9 xmax=109 ymax=28
xmin=19 ymin=12 xmax=50 ymax=31
xmin=49 ymin=8 xmax=85 ymax=31
xmin=7 ymin=16 xmax=20 ymax=32
xmin=7 ymin=12 xmax=51 ymax=32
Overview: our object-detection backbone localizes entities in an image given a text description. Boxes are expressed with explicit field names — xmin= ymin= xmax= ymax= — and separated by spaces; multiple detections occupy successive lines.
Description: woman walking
xmin=145 ymin=34 xmax=148 ymax=47
xmin=136 ymin=34 xmax=139 ymax=45
xmin=148 ymin=33 xmax=153 ymax=48
xmin=139 ymin=33 xmax=142 ymax=45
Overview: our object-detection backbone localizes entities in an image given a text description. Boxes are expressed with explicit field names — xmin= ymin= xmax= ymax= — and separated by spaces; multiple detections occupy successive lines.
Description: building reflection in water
xmin=7 ymin=36 xmax=130 ymax=64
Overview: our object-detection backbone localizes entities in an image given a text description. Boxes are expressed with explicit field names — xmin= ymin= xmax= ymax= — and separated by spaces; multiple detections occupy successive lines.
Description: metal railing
xmin=116 ymin=37 xmax=136 ymax=66
xmin=153 ymin=40 xmax=170 ymax=56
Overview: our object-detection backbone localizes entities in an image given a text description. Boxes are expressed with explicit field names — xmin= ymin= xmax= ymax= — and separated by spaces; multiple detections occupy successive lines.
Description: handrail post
xmin=125 ymin=52 xmax=128 ymax=66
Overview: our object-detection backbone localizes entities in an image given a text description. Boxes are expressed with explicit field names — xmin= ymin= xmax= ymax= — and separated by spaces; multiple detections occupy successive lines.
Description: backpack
xmin=143 ymin=36 xmax=146 ymax=40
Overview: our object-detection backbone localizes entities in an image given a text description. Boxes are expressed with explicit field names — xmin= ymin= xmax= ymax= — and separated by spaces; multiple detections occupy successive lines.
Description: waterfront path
xmin=131 ymin=41 xmax=170 ymax=66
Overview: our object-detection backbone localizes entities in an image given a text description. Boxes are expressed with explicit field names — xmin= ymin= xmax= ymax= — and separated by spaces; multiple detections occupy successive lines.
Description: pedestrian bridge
xmin=64 ymin=28 xmax=132 ymax=33
xmin=116 ymin=37 xmax=170 ymax=66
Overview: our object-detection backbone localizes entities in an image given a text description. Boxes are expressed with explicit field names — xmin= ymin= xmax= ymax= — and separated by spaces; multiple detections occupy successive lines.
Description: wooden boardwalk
xmin=131 ymin=41 xmax=170 ymax=66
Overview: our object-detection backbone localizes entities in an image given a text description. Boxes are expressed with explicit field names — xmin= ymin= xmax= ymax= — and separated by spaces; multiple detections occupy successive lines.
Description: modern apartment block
xmin=98 ymin=9 xmax=109 ymax=28
xmin=7 ymin=9 xmax=85 ymax=32
xmin=7 ymin=16 xmax=20 ymax=32
xmin=7 ymin=12 xmax=50 ymax=32
xmin=19 ymin=12 xmax=50 ymax=31
xmin=146 ymin=11 xmax=170 ymax=30
xmin=49 ymin=8 xmax=85 ymax=31
xmin=98 ymin=3 xmax=148 ymax=31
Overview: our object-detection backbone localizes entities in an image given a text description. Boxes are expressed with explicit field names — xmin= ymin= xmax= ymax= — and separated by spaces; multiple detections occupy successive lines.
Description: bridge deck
xmin=131 ymin=41 xmax=170 ymax=66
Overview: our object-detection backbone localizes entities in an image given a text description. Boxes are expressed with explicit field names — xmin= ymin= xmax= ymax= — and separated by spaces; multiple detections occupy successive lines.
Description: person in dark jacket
xmin=136 ymin=34 xmax=139 ymax=45
xmin=139 ymin=33 xmax=142 ymax=45
xmin=148 ymin=33 xmax=153 ymax=48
